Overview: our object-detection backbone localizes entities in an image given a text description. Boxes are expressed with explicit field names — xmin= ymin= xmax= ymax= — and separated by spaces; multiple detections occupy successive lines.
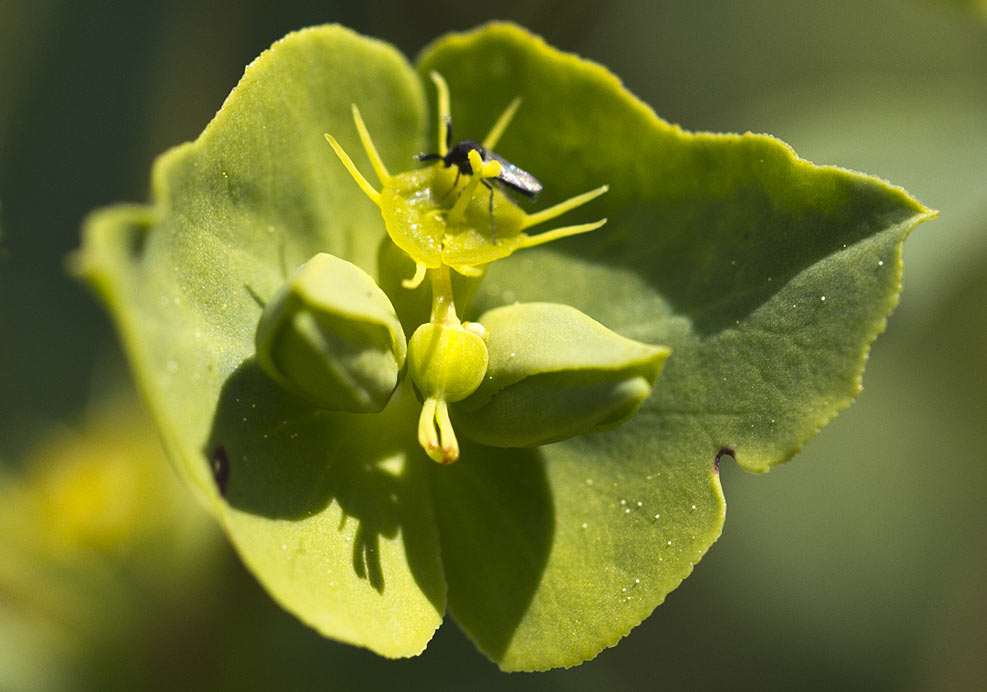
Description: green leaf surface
xmin=417 ymin=24 xmax=932 ymax=669
xmin=77 ymin=26 xmax=444 ymax=657
xmin=75 ymin=22 xmax=933 ymax=670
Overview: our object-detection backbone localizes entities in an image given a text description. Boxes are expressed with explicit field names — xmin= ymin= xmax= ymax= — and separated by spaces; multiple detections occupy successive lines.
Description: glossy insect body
xmin=418 ymin=138 xmax=543 ymax=199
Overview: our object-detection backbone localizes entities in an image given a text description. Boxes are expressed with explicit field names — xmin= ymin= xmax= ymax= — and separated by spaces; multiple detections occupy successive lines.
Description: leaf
xmin=74 ymin=21 xmax=934 ymax=671
xmin=417 ymin=23 xmax=934 ymax=669
xmin=76 ymin=26 xmax=445 ymax=657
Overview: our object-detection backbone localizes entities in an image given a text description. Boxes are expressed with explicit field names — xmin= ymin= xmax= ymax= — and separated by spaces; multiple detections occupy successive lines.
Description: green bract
xmin=75 ymin=23 xmax=935 ymax=671
xmin=453 ymin=303 xmax=670 ymax=447
xmin=255 ymin=252 xmax=406 ymax=413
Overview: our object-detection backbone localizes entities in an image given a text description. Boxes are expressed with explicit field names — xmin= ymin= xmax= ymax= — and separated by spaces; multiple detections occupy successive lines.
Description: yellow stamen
xmin=448 ymin=263 xmax=485 ymax=278
xmin=483 ymin=97 xmax=522 ymax=150
xmin=429 ymin=72 xmax=451 ymax=157
xmin=351 ymin=104 xmax=390 ymax=184
xmin=402 ymin=261 xmax=428 ymax=289
xmin=522 ymin=185 xmax=609 ymax=229
xmin=519 ymin=219 xmax=608 ymax=250
xmin=447 ymin=150 xmax=495 ymax=224
xmin=324 ymin=133 xmax=381 ymax=207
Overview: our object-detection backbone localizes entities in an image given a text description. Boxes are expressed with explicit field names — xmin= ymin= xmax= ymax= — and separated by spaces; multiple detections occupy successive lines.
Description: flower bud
xmin=255 ymin=253 xmax=406 ymax=413
xmin=451 ymin=303 xmax=670 ymax=447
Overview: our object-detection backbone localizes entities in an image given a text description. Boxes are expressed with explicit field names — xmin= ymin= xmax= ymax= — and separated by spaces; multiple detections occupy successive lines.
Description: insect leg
xmin=481 ymin=179 xmax=497 ymax=244
xmin=439 ymin=169 xmax=461 ymax=202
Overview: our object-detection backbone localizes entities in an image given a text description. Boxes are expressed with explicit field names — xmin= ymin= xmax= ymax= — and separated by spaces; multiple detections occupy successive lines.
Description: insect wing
xmin=485 ymin=150 xmax=542 ymax=198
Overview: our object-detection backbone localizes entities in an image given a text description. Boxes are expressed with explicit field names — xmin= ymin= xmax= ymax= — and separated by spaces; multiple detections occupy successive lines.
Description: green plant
xmin=74 ymin=23 xmax=934 ymax=671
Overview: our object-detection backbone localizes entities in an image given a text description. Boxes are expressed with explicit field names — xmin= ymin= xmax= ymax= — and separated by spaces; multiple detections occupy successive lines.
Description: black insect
xmin=416 ymin=116 xmax=542 ymax=242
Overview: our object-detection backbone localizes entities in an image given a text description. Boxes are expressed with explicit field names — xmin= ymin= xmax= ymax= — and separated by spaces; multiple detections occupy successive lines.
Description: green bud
xmin=407 ymin=322 xmax=488 ymax=403
xmin=255 ymin=253 xmax=406 ymax=413
xmin=451 ymin=303 xmax=670 ymax=447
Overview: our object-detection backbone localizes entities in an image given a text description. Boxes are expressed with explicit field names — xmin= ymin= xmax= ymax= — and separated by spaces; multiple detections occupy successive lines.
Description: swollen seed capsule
xmin=407 ymin=322 xmax=488 ymax=463
xmin=255 ymin=253 xmax=406 ymax=413
xmin=408 ymin=323 xmax=488 ymax=404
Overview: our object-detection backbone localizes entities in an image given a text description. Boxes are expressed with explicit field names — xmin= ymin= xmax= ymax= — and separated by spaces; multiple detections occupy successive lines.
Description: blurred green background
xmin=1 ymin=1 xmax=984 ymax=690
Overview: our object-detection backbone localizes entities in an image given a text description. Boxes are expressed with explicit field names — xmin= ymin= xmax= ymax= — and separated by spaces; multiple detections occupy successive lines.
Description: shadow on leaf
xmin=428 ymin=440 xmax=555 ymax=662
xmin=205 ymin=358 xmax=439 ymax=598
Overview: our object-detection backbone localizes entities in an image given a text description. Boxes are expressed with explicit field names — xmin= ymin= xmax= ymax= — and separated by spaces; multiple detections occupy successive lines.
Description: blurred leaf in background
xmin=0 ymin=383 xmax=221 ymax=691
xmin=1 ymin=0 xmax=985 ymax=690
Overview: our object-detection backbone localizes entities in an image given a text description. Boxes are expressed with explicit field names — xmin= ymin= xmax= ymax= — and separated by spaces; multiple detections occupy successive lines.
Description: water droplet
xmin=624 ymin=508 xmax=632 ymax=514
xmin=878 ymin=259 xmax=885 ymax=267
xmin=345 ymin=536 xmax=351 ymax=542
xmin=636 ymin=501 xmax=643 ymax=507
xmin=820 ymin=295 xmax=826 ymax=302
xmin=667 ymin=540 xmax=672 ymax=546
xmin=691 ymin=504 xmax=697 ymax=510
xmin=654 ymin=513 xmax=661 ymax=519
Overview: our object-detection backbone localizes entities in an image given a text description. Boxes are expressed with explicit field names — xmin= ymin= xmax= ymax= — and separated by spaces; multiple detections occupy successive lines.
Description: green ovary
xmin=408 ymin=322 xmax=489 ymax=463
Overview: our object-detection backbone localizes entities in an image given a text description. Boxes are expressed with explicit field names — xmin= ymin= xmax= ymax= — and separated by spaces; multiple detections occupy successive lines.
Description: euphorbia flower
xmin=75 ymin=23 xmax=934 ymax=670
xmin=310 ymin=70 xmax=662 ymax=463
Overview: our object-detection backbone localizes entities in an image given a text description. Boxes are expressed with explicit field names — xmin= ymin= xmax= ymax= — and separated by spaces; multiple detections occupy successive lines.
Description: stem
xmin=428 ymin=264 xmax=459 ymax=326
